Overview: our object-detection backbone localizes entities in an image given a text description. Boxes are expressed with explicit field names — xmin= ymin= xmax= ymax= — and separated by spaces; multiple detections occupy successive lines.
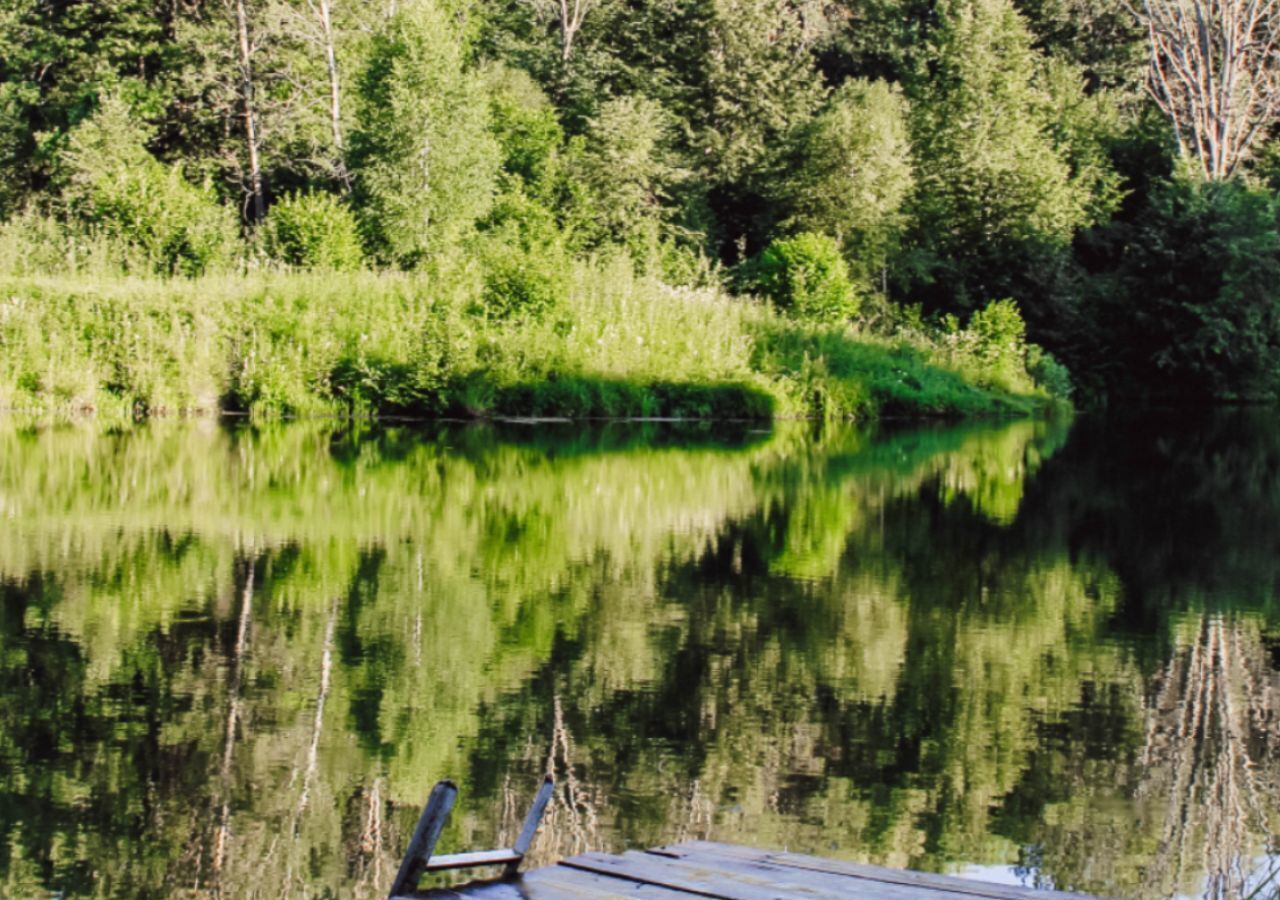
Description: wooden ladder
xmin=388 ymin=776 xmax=555 ymax=899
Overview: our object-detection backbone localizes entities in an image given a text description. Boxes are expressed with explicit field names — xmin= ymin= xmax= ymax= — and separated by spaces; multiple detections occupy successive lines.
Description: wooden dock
xmin=387 ymin=779 xmax=1098 ymax=900
xmin=402 ymin=840 xmax=1099 ymax=899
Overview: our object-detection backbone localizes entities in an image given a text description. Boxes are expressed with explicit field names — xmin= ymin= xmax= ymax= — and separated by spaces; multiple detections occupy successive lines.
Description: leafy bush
xmin=481 ymin=254 xmax=561 ymax=320
xmin=261 ymin=190 xmax=364 ymax=271
xmin=1027 ymin=344 xmax=1073 ymax=400
xmin=967 ymin=298 xmax=1026 ymax=370
xmin=477 ymin=231 xmax=566 ymax=320
xmin=1091 ymin=177 xmax=1280 ymax=399
xmin=61 ymin=95 xmax=235 ymax=276
xmin=940 ymin=298 xmax=1031 ymax=391
xmin=742 ymin=232 xmax=860 ymax=321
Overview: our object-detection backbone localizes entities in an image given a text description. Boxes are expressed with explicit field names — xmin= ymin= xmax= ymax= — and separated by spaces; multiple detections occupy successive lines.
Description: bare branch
xmin=1132 ymin=0 xmax=1280 ymax=177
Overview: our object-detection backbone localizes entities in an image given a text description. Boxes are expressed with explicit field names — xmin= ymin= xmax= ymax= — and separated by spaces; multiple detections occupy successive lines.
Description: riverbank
xmin=0 ymin=261 xmax=1063 ymax=421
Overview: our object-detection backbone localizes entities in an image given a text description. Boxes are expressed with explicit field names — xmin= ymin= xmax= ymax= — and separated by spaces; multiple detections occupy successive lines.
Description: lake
xmin=1 ymin=412 xmax=1278 ymax=899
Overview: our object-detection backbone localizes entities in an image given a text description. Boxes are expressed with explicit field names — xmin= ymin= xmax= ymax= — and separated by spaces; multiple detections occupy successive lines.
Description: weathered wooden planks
xmin=405 ymin=864 xmax=704 ymax=898
xmin=411 ymin=839 xmax=1102 ymax=899
xmin=652 ymin=841 xmax=1100 ymax=900
xmin=564 ymin=849 xmax=934 ymax=899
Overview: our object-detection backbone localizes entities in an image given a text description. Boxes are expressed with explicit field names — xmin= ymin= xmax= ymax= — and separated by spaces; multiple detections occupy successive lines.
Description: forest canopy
xmin=3 ymin=0 xmax=1280 ymax=405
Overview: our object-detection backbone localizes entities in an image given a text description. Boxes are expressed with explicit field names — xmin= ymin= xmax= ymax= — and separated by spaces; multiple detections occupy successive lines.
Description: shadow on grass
xmin=456 ymin=372 xmax=776 ymax=421
xmin=315 ymin=324 xmax=1045 ymax=424
xmin=748 ymin=320 xmax=1048 ymax=419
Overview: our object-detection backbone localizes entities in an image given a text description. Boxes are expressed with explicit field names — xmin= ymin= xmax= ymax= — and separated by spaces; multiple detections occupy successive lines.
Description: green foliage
xmin=0 ymin=0 xmax=1210 ymax=404
xmin=775 ymin=80 xmax=914 ymax=290
xmin=0 ymin=0 xmax=178 ymax=216
xmin=1014 ymin=0 xmax=1146 ymax=92
xmin=563 ymin=95 xmax=678 ymax=251
xmin=966 ymin=298 xmax=1030 ymax=388
xmin=1090 ymin=177 xmax=1280 ymax=399
xmin=697 ymin=0 xmax=827 ymax=182
xmin=908 ymin=0 xmax=1120 ymax=304
xmin=260 ymin=190 xmax=364 ymax=271
xmin=482 ymin=63 xmax=565 ymax=191
xmin=743 ymin=233 xmax=860 ymax=322
xmin=0 ymin=262 xmax=1052 ymax=420
xmin=1027 ymin=343 xmax=1073 ymax=400
xmin=932 ymin=299 xmax=1037 ymax=393
xmin=968 ymin=299 xmax=1026 ymax=366
xmin=350 ymin=0 xmax=501 ymax=265
xmin=60 ymin=96 xmax=235 ymax=276
xmin=476 ymin=227 xmax=568 ymax=320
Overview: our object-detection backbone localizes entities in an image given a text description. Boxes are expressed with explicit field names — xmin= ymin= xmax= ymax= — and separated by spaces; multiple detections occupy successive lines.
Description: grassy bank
xmin=0 ymin=258 xmax=1062 ymax=421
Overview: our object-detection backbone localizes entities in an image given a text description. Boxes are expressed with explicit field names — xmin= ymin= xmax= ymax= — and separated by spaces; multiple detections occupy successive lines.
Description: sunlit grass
xmin=0 ymin=259 xmax=1055 ymax=420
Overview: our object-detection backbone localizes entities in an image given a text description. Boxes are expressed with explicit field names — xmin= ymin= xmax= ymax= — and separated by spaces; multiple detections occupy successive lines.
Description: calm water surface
xmin=2 ymin=412 xmax=1279 ymax=899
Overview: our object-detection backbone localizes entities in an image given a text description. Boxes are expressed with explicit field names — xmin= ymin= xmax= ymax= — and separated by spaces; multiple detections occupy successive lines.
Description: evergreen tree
xmin=0 ymin=0 xmax=180 ymax=214
xmin=696 ymin=0 xmax=826 ymax=183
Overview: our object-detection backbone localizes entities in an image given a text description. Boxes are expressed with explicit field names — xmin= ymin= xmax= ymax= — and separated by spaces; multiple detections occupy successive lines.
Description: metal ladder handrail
xmin=388 ymin=775 xmax=555 ymax=898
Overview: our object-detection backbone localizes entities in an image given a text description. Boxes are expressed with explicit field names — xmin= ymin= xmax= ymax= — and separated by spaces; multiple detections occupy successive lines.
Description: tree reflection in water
xmin=1 ymin=414 xmax=1279 ymax=898
xmin=1137 ymin=615 xmax=1280 ymax=899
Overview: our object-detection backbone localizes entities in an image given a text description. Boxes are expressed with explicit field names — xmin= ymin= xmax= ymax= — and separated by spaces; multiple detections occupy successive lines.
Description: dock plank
xmin=424 ymin=849 xmax=523 ymax=871
xmin=655 ymin=841 xmax=1099 ymax=900
xmin=563 ymin=848 xmax=938 ymax=899
xmin=408 ymin=865 xmax=700 ymax=898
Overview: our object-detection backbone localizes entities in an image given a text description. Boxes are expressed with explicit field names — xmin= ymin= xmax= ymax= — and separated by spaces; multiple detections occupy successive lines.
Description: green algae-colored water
xmin=2 ymin=412 xmax=1278 ymax=899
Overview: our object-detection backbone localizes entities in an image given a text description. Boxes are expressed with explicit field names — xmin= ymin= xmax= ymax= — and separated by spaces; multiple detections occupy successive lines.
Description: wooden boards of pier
xmin=402 ymin=839 xmax=1100 ymax=900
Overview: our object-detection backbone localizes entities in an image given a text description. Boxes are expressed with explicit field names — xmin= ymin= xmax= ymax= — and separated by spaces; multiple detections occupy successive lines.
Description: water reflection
xmin=1 ymin=413 xmax=1278 ymax=898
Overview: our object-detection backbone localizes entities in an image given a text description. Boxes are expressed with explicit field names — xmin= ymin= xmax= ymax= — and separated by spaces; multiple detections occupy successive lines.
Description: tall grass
xmin=0 ymin=223 xmax=1060 ymax=420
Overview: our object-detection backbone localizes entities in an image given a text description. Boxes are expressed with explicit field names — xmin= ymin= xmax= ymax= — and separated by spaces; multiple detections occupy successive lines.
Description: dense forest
xmin=2 ymin=0 xmax=1280 ymax=415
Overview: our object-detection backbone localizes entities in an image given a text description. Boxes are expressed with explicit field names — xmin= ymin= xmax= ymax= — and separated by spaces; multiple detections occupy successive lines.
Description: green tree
xmin=1092 ymin=177 xmax=1280 ymax=400
xmin=483 ymin=63 xmax=566 ymax=193
xmin=908 ymin=0 xmax=1120 ymax=306
xmin=563 ymin=95 xmax=678 ymax=251
xmin=349 ymin=0 xmax=500 ymax=265
xmin=774 ymin=80 xmax=913 ymax=293
xmin=696 ymin=0 xmax=826 ymax=183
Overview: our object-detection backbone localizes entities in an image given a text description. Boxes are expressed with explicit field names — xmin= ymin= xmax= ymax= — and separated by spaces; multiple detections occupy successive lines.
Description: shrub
xmin=61 ymin=95 xmax=236 ymax=276
xmin=1093 ymin=177 xmax=1280 ymax=399
xmin=967 ymin=298 xmax=1026 ymax=370
xmin=261 ymin=190 xmax=364 ymax=271
xmin=477 ymin=231 xmax=566 ymax=320
xmin=743 ymin=232 xmax=860 ymax=322
xmin=1027 ymin=343 xmax=1073 ymax=400
xmin=941 ymin=298 xmax=1031 ymax=391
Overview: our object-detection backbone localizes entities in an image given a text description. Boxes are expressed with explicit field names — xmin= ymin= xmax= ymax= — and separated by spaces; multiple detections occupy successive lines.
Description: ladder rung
xmin=423 ymin=849 xmax=522 ymax=871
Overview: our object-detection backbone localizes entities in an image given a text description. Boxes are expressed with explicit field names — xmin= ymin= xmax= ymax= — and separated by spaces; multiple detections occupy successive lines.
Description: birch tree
xmin=263 ymin=0 xmax=353 ymax=183
xmin=349 ymin=0 xmax=500 ymax=264
xmin=232 ymin=0 xmax=267 ymax=220
xmin=528 ymin=0 xmax=596 ymax=62
xmin=1132 ymin=0 xmax=1280 ymax=178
